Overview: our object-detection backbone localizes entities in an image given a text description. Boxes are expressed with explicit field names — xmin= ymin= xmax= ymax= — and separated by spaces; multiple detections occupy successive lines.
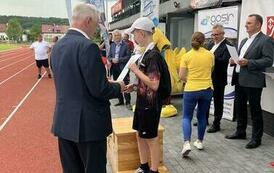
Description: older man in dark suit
xmin=50 ymin=4 xmax=125 ymax=173
xmin=108 ymin=30 xmax=131 ymax=108
xmin=226 ymin=14 xmax=273 ymax=149
xmin=206 ymin=24 xmax=232 ymax=133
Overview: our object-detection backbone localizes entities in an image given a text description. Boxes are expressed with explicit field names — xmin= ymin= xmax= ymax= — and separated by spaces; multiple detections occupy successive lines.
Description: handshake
xmin=108 ymin=79 xmax=136 ymax=93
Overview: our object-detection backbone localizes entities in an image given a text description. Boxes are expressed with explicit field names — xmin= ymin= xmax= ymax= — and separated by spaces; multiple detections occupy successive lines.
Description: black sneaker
xmin=207 ymin=125 xmax=220 ymax=133
xmin=37 ymin=74 xmax=41 ymax=79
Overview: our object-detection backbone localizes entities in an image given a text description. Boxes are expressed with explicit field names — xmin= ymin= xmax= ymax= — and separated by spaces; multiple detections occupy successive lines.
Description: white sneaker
xmin=193 ymin=140 xmax=203 ymax=150
xmin=181 ymin=141 xmax=191 ymax=157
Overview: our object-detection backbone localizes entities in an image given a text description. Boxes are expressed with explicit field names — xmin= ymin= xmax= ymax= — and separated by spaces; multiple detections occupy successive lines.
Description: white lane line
xmin=0 ymin=49 xmax=28 ymax=60
xmin=0 ymin=72 xmax=46 ymax=132
xmin=0 ymin=48 xmax=24 ymax=57
xmin=0 ymin=56 xmax=18 ymax=62
xmin=0 ymin=56 xmax=32 ymax=71
xmin=0 ymin=62 xmax=35 ymax=86
xmin=0 ymin=52 xmax=31 ymax=63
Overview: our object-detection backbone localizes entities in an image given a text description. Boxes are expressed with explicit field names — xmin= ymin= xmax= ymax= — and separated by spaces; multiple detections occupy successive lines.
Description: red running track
xmin=0 ymin=48 xmax=61 ymax=172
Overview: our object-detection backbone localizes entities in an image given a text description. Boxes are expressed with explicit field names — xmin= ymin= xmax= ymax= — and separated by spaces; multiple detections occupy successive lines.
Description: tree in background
xmin=29 ymin=23 xmax=41 ymax=42
xmin=0 ymin=15 xmax=69 ymax=30
xmin=6 ymin=18 xmax=23 ymax=42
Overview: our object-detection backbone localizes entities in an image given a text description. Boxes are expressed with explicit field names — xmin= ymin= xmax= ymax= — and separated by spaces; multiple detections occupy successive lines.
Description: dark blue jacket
xmin=51 ymin=29 xmax=121 ymax=142
xmin=108 ymin=41 xmax=130 ymax=70
xmin=207 ymin=39 xmax=231 ymax=86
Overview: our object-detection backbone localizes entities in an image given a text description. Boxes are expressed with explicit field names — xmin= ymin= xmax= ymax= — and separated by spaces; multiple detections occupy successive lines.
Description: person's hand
xmin=238 ymin=58 xmax=248 ymax=66
xmin=112 ymin=58 xmax=119 ymax=64
xmin=108 ymin=78 xmax=114 ymax=83
xmin=128 ymin=63 xmax=138 ymax=74
xmin=118 ymin=81 xmax=125 ymax=92
xmin=229 ymin=58 xmax=236 ymax=65
xmin=109 ymin=79 xmax=125 ymax=92
xmin=124 ymin=84 xmax=134 ymax=93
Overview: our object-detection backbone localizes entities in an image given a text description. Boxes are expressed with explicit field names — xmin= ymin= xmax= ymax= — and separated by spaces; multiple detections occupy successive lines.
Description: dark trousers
xmin=232 ymin=84 xmax=239 ymax=121
xmin=235 ymin=86 xmax=263 ymax=141
xmin=212 ymin=84 xmax=225 ymax=127
xmin=58 ymin=138 xmax=107 ymax=173
xmin=112 ymin=64 xmax=131 ymax=104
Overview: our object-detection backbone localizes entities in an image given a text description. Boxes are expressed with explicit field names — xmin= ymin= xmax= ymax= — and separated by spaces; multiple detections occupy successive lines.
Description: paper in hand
xmin=226 ymin=44 xmax=239 ymax=62
xmin=116 ymin=54 xmax=141 ymax=81
xmin=226 ymin=44 xmax=240 ymax=72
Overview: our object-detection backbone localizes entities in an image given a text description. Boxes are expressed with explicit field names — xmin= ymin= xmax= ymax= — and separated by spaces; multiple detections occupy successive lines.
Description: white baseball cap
xmin=125 ymin=17 xmax=155 ymax=34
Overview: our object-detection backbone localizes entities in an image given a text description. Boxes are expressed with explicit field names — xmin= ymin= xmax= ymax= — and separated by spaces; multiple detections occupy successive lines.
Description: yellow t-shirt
xmin=180 ymin=47 xmax=214 ymax=91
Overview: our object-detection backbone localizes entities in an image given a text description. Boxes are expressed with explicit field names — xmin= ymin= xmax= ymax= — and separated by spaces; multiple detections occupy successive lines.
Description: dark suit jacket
xmin=207 ymin=39 xmax=231 ymax=86
xmin=51 ymin=30 xmax=121 ymax=142
xmin=108 ymin=41 xmax=130 ymax=71
xmin=238 ymin=32 xmax=273 ymax=88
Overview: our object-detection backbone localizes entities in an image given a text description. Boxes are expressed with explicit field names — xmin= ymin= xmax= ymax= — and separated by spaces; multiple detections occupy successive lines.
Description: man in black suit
xmin=50 ymin=4 xmax=125 ymax=173
xmin=225 ymin=14 xmax=273 ymax=149
xmin=206 ymin=24 xmax=231 ymax=133
xmin=108 ymin=30 xmax=131 ymax=108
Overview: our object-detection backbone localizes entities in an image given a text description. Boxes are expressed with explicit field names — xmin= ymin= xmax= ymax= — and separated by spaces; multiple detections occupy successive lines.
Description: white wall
xmin=239 ymin=0 xmax=274 ymax=113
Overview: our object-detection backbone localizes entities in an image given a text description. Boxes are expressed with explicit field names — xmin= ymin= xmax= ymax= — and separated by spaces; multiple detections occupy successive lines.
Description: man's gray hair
xmin=72 ymin=3 xmax=99 ymax=22
xmin=113 ymin=29 xmax=121 ymax=35
xmin=213 ymin=24 xmax=224 ymax=32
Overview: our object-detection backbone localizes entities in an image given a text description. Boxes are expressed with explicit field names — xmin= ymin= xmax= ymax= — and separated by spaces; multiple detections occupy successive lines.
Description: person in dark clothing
xmin=124 ymin=17 xmax=163 ymax=173
xmin=50 ymin=4 xmax=125 ymax=173
xmin=225 ymin=14 xmax=273 ymax=149
xmin=108 ymin=30 xmax=131 ymax=108
xmin=206 ymin=24 xmax=232 ymax=133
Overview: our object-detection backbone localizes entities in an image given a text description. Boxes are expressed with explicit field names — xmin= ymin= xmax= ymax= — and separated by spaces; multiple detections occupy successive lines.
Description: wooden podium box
xmin=107 ymin=117 xmax=168 ymax=173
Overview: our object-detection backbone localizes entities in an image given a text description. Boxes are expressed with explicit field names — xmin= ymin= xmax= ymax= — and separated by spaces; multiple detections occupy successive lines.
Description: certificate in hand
xmin=116 ymin=54 xmax=141 ymax=81
xmin=226 ymin=44 xmax=241 ymax=72
xmin=226 ymin=44 xmax=239 ymax=63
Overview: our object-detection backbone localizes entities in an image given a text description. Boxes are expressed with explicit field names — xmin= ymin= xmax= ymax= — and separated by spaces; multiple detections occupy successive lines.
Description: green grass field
xmin=0 ymin=43 xmax=20 ymax=52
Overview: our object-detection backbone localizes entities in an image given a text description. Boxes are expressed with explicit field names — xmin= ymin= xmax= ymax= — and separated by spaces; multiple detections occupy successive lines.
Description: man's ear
xmin=85 ymin=17 xmax=91 ymax=25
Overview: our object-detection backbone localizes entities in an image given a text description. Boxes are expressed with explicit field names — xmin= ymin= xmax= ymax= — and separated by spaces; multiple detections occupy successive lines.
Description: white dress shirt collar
xmin=214 ymin=38 xmax=225 ymax=45
xmin=248 ymin=31 xmax=260 ymax=39
xmin=210 ymin=38 xmax=225 ymax=53
xmin=69 ymin=28 xmax=90 ymax=39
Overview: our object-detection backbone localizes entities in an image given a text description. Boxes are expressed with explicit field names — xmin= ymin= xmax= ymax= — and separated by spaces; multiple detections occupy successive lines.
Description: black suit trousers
xmin=235 ymin=86 xmax=263 ymax=141
xmin=212 ymin=84 xmax=226 ymax=127
xmin=58 ymin=138 xmax=107 ymax=173
xmin=112 ymin=64 xmax=130 ymax=104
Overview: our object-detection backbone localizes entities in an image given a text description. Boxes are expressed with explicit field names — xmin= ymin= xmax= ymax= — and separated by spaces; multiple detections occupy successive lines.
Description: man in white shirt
xmin=30 ymin=34 xmax=52 ymax=79
xmin=226 ymin=14 xmax=273 ymax=149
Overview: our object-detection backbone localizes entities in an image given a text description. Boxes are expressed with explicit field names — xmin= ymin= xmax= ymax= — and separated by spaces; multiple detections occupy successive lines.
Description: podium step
xmin=117 ymin=165 xmax=169 ymax=173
